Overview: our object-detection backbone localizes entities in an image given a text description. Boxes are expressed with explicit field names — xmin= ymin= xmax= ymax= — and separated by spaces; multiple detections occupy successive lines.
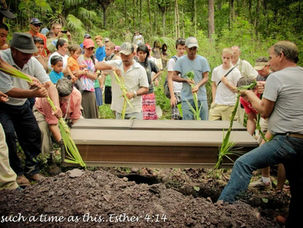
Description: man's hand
xmin=256 ymin=81 xmax=266 ymax=94
xmin=32 ymin=87 xmax=48 ymax=97
xmin=186 ymin=78 xmax=195 ymax=85
xmin=52 ymin=106 xmax=63 ymax=119
xmin=28 ymin=75 xmax=42 ymax=88
xmin=112 ymin=67 xmax=122 ymax=77
xmin=0 ymin=91 xmax=8 ymax=102
xmin=192 ymin=85 xmax=199 ymax=93
xmin=126 ymin=91 xmax=135 ymax=99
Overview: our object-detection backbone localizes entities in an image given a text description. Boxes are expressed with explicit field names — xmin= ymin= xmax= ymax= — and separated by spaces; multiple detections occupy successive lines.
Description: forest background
xmin=4 ymin=0 xmax=303 ymax=118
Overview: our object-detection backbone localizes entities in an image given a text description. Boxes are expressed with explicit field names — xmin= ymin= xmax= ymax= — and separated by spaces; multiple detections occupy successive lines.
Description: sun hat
xmin=10 ymin=32 xmax=38 ymax=54
xmin=185 ymin=37 xmax=199 ymax=48
xmin=120 ymin=42 xmax=134 ymax=55
xmin=83 ymin=39 xmax=95 ymax=49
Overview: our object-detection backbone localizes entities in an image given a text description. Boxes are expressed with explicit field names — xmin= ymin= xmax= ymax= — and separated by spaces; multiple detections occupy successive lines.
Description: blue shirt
xmin=174 ymin=55 xmax=210 ymax=101
xmin=49 ymin=70 xmax=64 ymax=84
xmin=95 ymin=46 xmax=106 ymax=61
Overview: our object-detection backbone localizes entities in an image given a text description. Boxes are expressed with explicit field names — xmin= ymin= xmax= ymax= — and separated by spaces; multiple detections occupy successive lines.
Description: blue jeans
xmin=0 ymin=101 xmax=41 ymax=176
xmin=95 ymin=87 xmax=103 ymax=106
xmin=218 ymin=135 xmax=303 ymax=226
xmin=181 ymin=99 xmax=208 ymax=120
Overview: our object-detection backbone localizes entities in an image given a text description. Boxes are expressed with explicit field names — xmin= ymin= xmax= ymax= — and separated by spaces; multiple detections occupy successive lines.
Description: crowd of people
xmin=0 ymin=7 xmax=302 ymax=227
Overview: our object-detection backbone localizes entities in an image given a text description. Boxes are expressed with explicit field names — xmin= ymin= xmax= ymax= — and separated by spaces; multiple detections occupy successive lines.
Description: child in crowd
xmin=67 ymin=44 xmax=86 ymax=83
xmin=49 ymin=55 xmax=64 ymax=84
xmin=33 ymin=36 xmax=48 ymax=72
xmin=209 ymin=48 xmax=241 ymax=120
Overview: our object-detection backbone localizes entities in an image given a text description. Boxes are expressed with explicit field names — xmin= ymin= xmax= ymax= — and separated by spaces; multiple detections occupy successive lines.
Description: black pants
xmin=104 ymin=86 xmax=112 ymax=104
xmin=0 ymin=101 xmax=41 ymax=176
xmin=284 ymin=137 xmax=303 ymax=228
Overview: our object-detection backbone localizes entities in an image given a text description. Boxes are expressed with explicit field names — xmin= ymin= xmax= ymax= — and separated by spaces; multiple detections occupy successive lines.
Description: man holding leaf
xmin=172 ymin=37 xmax=210 ymax=120
xmin=0 ymin=33 xmax=61 ymax=186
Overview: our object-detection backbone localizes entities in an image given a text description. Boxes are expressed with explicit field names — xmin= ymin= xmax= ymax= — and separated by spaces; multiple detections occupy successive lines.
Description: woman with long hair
xmin=136 ymin=44 xmax=161 ymax=120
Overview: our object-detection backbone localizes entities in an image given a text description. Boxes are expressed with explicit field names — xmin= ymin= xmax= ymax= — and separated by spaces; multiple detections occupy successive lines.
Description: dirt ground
xmin=0 ymin=166 xmax=289 ymax=227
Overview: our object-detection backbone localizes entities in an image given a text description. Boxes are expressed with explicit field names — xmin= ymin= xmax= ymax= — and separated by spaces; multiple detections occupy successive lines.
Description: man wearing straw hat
xmin=0 ymin=32 xmax=61 ymax=186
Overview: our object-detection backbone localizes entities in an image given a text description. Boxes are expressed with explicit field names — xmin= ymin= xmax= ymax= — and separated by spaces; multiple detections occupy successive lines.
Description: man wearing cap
xmin=218 ymin=40 xmax=303 ymax=227
xmin=28 ymin=18 xmax=49 ymax=57
xmin=172 ymin=36 xmax=211 ymax=120
xmin=0 ymin=32 xmax=62 ymax=186
xmin=96 ymin=42 xmax=149 ymax=119
xmin=34 ymin=78 xmax=82 ymax=155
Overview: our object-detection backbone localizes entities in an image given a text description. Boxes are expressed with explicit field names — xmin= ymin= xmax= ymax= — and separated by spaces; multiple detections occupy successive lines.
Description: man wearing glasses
xmin=28 ymin=18 xmax=49 ymax=57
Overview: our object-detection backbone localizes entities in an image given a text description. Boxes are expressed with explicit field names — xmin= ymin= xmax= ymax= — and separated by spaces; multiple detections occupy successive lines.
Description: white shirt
xmin=106 ymin=60 xmax=149 ymax=113
xmin=48 ymin=51 xmax=69 ymax=71
xmin=211 ymin=64 xmax=241 ymax=105
xmin=236 ymin=58 xmax=258 ymax=79
xmin=167 ymin=57 xmax=182 ymax=93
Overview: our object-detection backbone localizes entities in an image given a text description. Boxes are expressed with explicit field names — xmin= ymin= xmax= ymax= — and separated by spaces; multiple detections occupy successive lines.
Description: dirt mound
xmin=0 ymin=169 xmax=278 ymax=227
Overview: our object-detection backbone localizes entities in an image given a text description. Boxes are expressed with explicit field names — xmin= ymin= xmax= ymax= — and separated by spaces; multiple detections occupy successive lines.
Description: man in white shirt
xmin=209 ymin=48 xmax=241 ymax=120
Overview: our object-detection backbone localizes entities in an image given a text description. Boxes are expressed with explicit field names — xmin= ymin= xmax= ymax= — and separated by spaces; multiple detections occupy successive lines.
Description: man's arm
xmin=211 ymin=81 xmax=217 ymax=104
xmin=221 ymin=76 xmax=237 ymax=93
xmin=126 ymin=87 xmax=149 ymax=99
xmin=192 ymin=72 xmax=209 ymax=93
xmin=167 ymin=71 xmax=177 ymax=106
xmin=242 ymin=90 xmax=275 ymax=118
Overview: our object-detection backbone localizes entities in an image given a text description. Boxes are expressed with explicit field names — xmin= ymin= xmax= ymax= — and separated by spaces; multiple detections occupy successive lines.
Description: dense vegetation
xmin=5 ymin=0 xmax=303 ymax=118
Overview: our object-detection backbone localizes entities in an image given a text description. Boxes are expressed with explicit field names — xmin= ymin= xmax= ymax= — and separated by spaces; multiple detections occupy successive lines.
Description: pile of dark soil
xmin=0 ymin=168 xmax=283 ymax=227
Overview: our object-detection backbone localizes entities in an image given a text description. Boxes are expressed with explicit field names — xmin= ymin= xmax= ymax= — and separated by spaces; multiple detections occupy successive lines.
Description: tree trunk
xmin=175 ymin=0 xmax=180 ymax=39
xmin=101 ymin=5 xmax=107 ymax=28
xmin=194 ymin=0 xmax=197 ymax=36
xmin=139 ymin=0 xmax=142 ymax=30
xmin=162 ymin=10 xmax=166 ymax=36
xmin=124 ymin=0 xmax=127 ymax=27
xmin=254 ymin=0 xmax=260 ymax=36
xmin=229 ymin=0 xmax=234 ymax=29
xmin=147 ymin=0 xmax=152 ymax=33
xmin=208 ymin=0 xmax=215 ymax=40
xmin=132 ymin=0 xmax=135 ymax=29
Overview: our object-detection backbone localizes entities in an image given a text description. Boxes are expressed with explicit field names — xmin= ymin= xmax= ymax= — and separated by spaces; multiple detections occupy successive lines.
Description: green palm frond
xmin=66 ymin=14 xmax=85 ymax=33
xmin=64 ymin=0 xmax=86 ymax=7
xmin=78 ymin=7 xmax=97 ymax=21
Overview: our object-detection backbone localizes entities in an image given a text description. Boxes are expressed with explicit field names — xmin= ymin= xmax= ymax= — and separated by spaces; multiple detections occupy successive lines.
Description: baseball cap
xmin=254 ymin=57 xmax=269 ymax=71
xmin=83 ymin=39 xmax=95 ymax=49
xmin=84 ymin=33 xmax=91 ymax=39
xmin=120 ymin=42 xmax=134 ymax=55
xmin=185 ymin=37 xmax=199 ymax=48
xmin=30 ymin=18 xmax=42 ymax=26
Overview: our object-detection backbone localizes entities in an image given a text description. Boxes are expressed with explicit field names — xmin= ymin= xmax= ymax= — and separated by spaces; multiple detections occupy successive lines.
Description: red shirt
xmin=35 ymin=89 xmax=82 ymax=125
xmin=240 ymin=92 xmax=261 ymax=115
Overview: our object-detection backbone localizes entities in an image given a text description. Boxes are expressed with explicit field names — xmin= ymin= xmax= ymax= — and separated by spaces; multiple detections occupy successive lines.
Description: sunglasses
xmin=33 ymin=24 xmax=41 ymax=27
xmin=86 ymin=47 xmax=94 ymax=50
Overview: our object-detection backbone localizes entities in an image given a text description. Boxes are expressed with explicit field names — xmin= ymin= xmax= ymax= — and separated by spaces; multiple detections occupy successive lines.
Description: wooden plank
xmin=131 ymin=120 xmax=246 ymax=131
xmin=75 ymin=144 xmax=254 ymax=168
xmin=72 ymin=119 xmax=133 ymax=129
xmin=72 ymin=119 xmax=246 ymax=131
xmin=71 ymin=129 xmax=257 ymax=147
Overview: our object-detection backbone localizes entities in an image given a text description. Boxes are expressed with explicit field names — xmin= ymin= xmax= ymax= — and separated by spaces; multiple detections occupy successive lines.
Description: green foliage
xmin=99 ymin=105 xmax=115 ymax=119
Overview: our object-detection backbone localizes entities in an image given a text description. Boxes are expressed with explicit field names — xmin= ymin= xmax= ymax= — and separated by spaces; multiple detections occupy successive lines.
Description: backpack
xmin=164 ymin=55 xmax=178 ymax=99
